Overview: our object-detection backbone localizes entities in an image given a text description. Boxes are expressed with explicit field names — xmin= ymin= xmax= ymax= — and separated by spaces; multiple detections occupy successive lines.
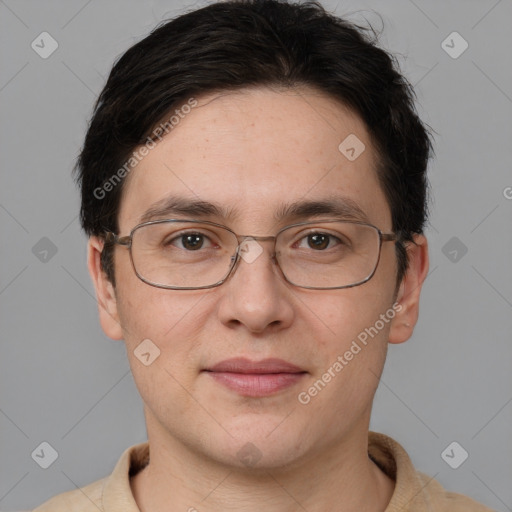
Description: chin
xmin=199 ymin=420 xmax=310 ymax=471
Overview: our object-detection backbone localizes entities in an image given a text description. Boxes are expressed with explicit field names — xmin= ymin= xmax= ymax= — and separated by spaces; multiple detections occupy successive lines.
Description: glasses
xmin=104 ymin=219 xmax=398 ymax=290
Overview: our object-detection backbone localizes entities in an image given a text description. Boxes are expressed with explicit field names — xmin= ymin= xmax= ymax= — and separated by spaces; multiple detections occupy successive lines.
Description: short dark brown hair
xmin=74 ymin=0 xmax=434 ymax=287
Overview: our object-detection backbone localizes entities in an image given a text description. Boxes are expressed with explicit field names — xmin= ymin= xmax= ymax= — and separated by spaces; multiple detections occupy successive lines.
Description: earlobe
xmin=388 ymin=234 xmax=429 ymax=345
xmin=87 ymin=237 xmax=124 ymax=341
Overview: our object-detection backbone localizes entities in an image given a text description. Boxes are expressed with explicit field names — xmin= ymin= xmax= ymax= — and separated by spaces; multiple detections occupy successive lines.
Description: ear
xmin=388 ymin=234 xmax=429 ymax=344
xmin=87 ymin=236 xmax=123 ymax=340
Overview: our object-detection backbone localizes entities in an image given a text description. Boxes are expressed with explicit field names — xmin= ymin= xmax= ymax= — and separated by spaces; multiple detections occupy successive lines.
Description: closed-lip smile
xmin=203 ymin=357 xmax=307 ymax=397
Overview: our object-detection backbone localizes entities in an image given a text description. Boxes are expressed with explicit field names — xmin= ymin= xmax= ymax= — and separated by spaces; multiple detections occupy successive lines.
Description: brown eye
xmin=295 ymin=232 xmax=342 ymax=251
xmin=180 ymin=233 xmax=204 ymax=250
xmin=307 ymin=233 xmax=331 ymax=250
xmin=165 ymin=231 xmax=214 ymax=251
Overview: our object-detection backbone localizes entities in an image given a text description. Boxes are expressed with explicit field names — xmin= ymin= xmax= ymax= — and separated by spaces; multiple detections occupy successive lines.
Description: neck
xmin=131 ymin=417 xmax=394 ymax=512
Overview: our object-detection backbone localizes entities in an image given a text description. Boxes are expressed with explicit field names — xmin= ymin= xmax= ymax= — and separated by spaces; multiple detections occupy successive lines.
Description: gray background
xmin=1 ymin=0 xmax=511 ymax=510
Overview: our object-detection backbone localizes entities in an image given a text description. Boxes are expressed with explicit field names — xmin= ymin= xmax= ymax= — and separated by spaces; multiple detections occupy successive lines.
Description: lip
xmin=206 ymin=357 xmax=305 ymax=374
xmin=203 ymin=358 xmax=307 ymax=397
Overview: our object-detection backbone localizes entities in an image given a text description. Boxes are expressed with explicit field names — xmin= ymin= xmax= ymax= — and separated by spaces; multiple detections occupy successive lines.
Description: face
xmin=89 ymin=86 xmax=428 ymax=470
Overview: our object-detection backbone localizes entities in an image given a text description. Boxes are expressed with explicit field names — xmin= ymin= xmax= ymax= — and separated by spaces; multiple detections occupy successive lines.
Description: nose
xmin=216 ymin=237 xmax=295 ymax=334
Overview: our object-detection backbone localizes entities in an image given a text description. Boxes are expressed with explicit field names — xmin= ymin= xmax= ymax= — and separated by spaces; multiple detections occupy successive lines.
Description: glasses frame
xmin=104 ymin=218 xmax=398 ymax=290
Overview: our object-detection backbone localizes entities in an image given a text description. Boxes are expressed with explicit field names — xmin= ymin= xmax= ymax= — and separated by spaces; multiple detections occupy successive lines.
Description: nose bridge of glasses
xmin=237 ymin=234 xmax=276 ymax=243
xmin=237 ymin=234 xmax=279 ymax=253
xmin=236 ymin=234 xmax=277 ymax=251
xmin=232 ymin=234 xmax=279 ymax=266
xmin=236 ymin=235 xmax=276 ymax=241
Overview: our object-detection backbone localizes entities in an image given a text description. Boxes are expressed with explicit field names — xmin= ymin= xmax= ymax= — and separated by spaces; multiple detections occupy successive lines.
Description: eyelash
xmin=167 ymin=230 xmax=344 ymax=251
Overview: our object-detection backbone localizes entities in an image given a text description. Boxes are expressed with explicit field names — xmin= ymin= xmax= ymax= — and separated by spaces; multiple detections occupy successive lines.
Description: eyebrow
xmin=139 ymin=194 xmax=369 ymax=225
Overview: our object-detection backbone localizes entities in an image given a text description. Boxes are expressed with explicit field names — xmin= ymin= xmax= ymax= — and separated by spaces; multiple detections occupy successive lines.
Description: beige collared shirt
xmin=33 ymin=432 xmax=495 ymax=511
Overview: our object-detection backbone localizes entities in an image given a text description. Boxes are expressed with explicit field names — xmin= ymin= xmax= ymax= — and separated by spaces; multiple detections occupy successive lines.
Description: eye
xmin=166 ymin=231 xmax=216 ymax=251
xmin=296 ymin=232 xmax=343 ymax=251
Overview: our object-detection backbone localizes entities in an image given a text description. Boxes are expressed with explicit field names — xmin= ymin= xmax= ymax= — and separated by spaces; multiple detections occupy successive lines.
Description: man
xmin=34 ymin=0 xmax=494 ymax=510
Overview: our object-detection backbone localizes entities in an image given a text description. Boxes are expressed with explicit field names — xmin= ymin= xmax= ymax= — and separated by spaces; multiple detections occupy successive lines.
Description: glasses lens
xmin=277 ymin=221 xmax=381 ymax=289
xmin=131 ymin=221 xmax=237 ymax=288
xmin=129 ymin=220 xmax=381 ymax=289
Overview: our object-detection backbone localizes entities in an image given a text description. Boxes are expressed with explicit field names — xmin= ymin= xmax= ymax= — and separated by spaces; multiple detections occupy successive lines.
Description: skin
xmin=88 ymin=86 xmax=429 ymax=512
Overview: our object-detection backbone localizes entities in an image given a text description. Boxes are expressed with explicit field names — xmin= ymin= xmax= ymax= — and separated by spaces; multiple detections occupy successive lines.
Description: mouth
xmin=202 ymin=357 xmax=308 ymax=397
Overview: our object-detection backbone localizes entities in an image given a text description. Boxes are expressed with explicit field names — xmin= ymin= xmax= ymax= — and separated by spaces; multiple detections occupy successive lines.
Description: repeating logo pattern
xmin=0 ymin=2 xmax=509 ymax=510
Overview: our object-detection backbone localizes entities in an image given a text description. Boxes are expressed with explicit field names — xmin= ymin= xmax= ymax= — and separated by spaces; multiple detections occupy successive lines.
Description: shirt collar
xmin=101 ymin=442 xmax=149 ymax=511
xmin=100 ymin=432 xmax=431 ymax=512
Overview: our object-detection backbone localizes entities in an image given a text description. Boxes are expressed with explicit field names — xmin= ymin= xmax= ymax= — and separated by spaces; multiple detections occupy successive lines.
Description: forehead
xmin=118 ymin=86 xmax=391 ymax=233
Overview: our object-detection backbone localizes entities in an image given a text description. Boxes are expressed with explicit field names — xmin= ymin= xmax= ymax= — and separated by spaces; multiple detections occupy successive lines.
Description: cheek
xmin=310 ymin=286 xmax=394 ymax=345
xmin=113 ymin=249 xmax=192 ymax=340
xmin=117 ymin=286 xmax=207 ymax=351
xmin=293 ymin=291 xmax=393 ymax=437
xmin=301 ymin=287 xmax=395 ymax=391
xmin=114 ymin=282 xmax=210 ymax=419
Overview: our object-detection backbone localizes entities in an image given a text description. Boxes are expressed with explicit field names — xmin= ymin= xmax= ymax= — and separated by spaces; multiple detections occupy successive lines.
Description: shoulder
xmin=416 ymin=472 xmax=496 ymax=512
xmin=31 ymin=442 xmax=148 ymax=511
xmin=32 ymin=477 xmax=106 ymax=512
xmin=368 ymin=432 xmax=496 ymax=512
